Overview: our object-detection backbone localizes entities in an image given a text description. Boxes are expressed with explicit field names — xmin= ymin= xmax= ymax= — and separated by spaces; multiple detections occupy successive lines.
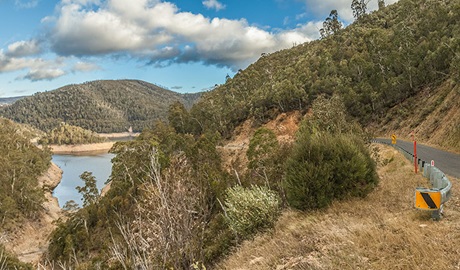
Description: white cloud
xmin=22 ymin=69 xmax=66 ymax=81
xmin=202 ymin=0 xmax=226 ymax=11
xmin=72 ymin=61 xmax=101 ymax=72
xmin=48 ymin=0 xmax=319 ymax=70
xmin=15 ymin=0 xmax=39 ymax=9
xmin=0 ymin=51 xmax=45 ymax=72
xmin=6 ymin=40 xmax=42 ymax=57
xmin=0 ymin=50 xmax=67 ymax=81
xmin=61 ymin=0 xmax=101 ymax=5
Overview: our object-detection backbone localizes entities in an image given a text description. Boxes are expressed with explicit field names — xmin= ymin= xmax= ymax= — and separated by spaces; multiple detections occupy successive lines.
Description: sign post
xmin=411 ymin=131 xmax=417 ymax=174
xmin=414 ymin=140 xmax=418 ymax=174
xmin=391 ymin=134 xmax=397 ymax=145
xmin=415 ymin=188 xmax=441 ymax=210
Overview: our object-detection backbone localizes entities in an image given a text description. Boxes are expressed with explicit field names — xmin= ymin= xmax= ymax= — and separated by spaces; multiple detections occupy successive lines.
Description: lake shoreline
xmin=48 ymin=132 xmax=138 ymax=154
xmin=49 ymin=142 xmax=115 ymax=155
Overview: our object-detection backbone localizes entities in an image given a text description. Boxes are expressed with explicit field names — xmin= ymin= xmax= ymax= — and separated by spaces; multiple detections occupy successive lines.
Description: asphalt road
xmin=375 ymin=138 xmax=460 ymax=178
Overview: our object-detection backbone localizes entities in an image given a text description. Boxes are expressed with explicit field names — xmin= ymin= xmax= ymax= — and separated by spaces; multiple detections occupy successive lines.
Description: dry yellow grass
xmin=217 ymin=144 xmax=460 ymax=269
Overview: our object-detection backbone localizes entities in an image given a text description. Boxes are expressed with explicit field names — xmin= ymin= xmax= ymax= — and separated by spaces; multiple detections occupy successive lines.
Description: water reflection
xmin=52 ymin=153 xmax=115 ymax=207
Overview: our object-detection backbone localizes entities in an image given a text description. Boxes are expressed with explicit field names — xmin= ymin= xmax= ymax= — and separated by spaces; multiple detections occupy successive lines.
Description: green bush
xmin=283 ymin=131 xmax=378 ymax=211
xmin=223 ymin=185 xmax=280 ymax=238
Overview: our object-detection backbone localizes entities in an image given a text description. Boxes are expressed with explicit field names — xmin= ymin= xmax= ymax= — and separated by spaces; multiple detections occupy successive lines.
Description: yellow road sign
xmin=415 ymin=188 xmax=441 ymax=210
xmin=391 ymin=134 xmax=397 ymax=144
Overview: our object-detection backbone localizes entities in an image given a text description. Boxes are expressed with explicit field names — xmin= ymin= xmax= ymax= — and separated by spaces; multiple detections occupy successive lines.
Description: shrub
xmin=0 ymin=244 xmax=33 ymax=270
xmin=223 ymin=185 xmax=280 ymax=239
xmin=283 ymin=131 xmax=378 ymax=211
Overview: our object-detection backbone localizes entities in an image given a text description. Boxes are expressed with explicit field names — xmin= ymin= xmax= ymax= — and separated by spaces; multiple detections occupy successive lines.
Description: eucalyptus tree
xmin=320 ymin=10 xmax=343 ymax=38
xmin=351 ymin=0 xmax=368 ymax=20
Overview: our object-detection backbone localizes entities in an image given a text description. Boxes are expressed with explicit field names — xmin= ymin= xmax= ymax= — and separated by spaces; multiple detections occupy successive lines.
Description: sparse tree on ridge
xmin=378 ymin=0 xmax=385 ymax=10
xmin=351 ymin=0 xmax=368 ymax=20
xmin=320 ymin=10 xmax=343 ymax=38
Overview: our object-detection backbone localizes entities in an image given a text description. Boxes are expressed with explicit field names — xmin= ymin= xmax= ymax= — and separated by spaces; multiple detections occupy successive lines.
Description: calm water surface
xmin=52 ymin=153 xmax=115 ymax=207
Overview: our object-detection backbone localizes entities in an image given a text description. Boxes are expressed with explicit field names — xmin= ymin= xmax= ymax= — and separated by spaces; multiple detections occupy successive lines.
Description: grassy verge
xmin=217 ymin=144 xmax=460 ymax=269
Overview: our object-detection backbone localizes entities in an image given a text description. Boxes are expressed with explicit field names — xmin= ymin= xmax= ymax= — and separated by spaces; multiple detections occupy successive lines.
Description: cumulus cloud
xmin=6 ymin=40 xmax=42 ymax=57
xmin=72 ymin=61 xmax=101 ymax=72
xmin=0 ymin=52 xmax=44 ymax=72
xmin=47 ymin=0 xmax=319 ymax=71
xmin=22 ymin=68 xmax=66 ymax=81
xmin=0 ymin=50 xmax=67 ymax=81
xmin=202 ymin=0 xmax=225 ymax=11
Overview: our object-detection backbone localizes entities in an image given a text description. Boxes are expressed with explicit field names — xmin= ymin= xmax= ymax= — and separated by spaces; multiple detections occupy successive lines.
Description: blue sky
xmin=0 ymin=0 xmax=398 ymax=97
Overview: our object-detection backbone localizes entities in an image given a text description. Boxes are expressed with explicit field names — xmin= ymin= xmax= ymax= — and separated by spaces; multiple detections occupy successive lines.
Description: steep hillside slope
xmin=0 ymin=118 xmax=57 ymax=268
xmin=188 ymin=0 xmax=460 ymax=146
xmin=0 ymin=80 xmax=201 ymax=133
xmin=371 ymin=80 xmax=460 ymax=152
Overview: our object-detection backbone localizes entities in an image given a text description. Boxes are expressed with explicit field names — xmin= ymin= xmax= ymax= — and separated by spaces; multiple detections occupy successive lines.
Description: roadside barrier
xmin=372 ymin=139 xmax=452 ymax=220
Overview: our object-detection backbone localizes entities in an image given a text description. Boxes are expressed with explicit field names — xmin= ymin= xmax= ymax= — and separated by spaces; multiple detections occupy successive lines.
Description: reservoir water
xmin=52 ymin=153 xmax=115 ymax=207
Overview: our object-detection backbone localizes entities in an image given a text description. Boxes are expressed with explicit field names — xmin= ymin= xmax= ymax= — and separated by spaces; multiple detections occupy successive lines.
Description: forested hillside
xmin=0 ymin=80 xmax=201 ymax=133
xmin=186 ymin=0 xmax=459 ymax=141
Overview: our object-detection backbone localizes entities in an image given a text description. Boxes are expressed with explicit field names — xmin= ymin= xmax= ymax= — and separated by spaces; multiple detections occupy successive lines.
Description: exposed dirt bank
xmin=48 ymin=132 xmax=139 ymax=154
xmin=218 ymin=111 xmax=302 ymax=174
xmin=4 ymin=162 xmax=63 ymax=264
xmin=49 ymin=142 xmax=115 ymax=154
xmin=98 ymin=132 xmax=140 ymax=139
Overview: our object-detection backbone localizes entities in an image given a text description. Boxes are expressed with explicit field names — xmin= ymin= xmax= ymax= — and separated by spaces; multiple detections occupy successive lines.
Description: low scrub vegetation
xmin=0 ymin=245 xmax=33 ymax=270
xmin=224 ymin=186 xmax=281 ymax=239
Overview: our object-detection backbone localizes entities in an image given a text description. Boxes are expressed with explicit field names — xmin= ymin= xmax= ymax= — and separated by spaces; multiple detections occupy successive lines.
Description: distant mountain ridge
xmin=0 ymin=80 xmax=201 ymax=133
xmin=0 ymin=96 xmax=26 ymax=106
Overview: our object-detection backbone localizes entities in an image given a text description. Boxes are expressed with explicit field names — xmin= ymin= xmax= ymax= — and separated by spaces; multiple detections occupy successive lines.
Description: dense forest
xmin=0 ymin=80 xmax=201 ymax=133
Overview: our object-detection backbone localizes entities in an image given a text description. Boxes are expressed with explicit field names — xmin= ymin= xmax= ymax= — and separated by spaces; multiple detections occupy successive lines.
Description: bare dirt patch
xmin=49 ymin=141 xmax=115 ymax=154
xmin=219 ymin=111 xmax=302 ymax=174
